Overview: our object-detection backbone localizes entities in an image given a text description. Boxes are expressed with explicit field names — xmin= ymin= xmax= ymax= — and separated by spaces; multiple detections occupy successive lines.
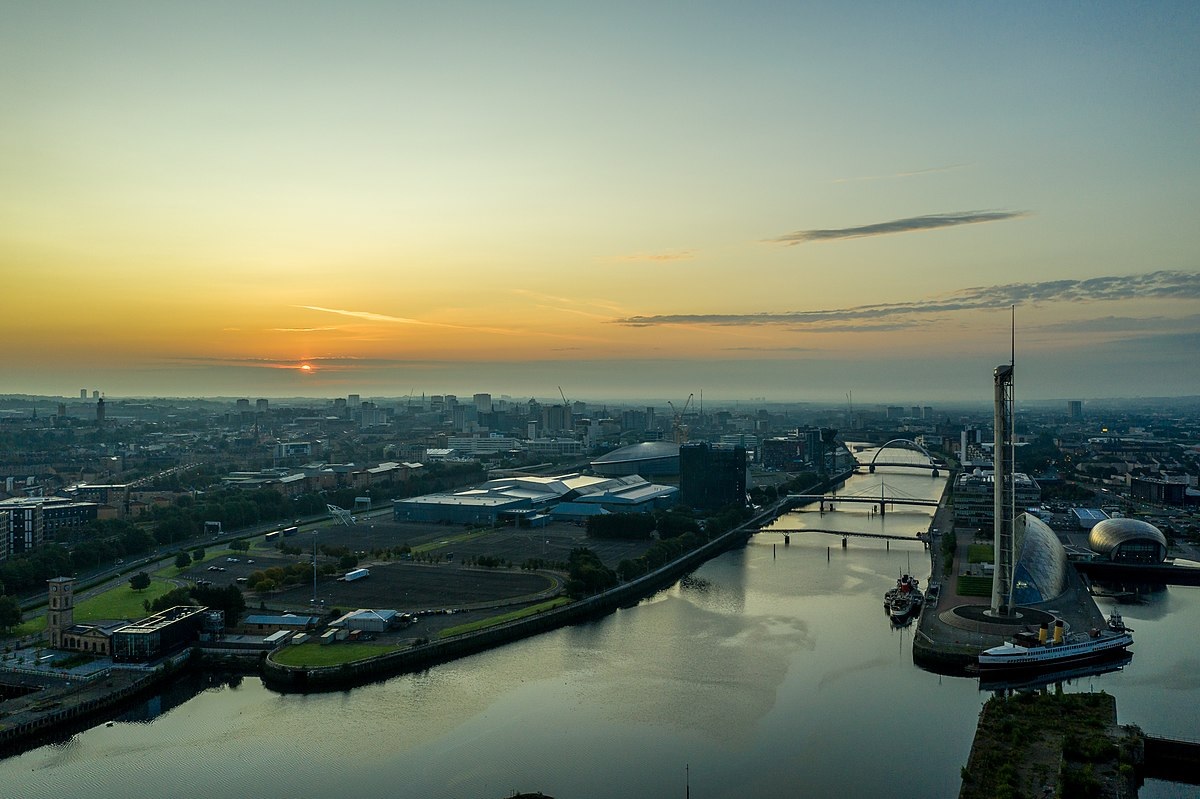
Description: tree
xmin=129 ymin=571 xmax=151 ymax=592
xmin=192 ymin=547 xmax=206 ymax=561
xmin=228 ymin=539 xmax=250 ymax=552
xmin=174 ymin=551 xmax=192 ymax=570
xmin=0 ymin=595 xmax=21 ymax=633
xmin=148 ymin=587 xmax=194 ymax=613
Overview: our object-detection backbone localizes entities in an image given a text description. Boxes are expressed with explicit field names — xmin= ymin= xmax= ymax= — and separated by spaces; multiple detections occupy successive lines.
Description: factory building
xmin=393 ymin=473 xmax=677 ymax=525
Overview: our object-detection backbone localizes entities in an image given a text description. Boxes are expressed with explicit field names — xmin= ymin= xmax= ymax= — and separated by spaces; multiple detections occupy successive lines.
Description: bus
xmin=282 ymin=526 xmax=299 ymax=537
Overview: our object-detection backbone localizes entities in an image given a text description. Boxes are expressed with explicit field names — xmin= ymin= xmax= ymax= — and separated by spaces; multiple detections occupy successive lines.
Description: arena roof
xmin=591 ymin=441 xmax=680 ymax=465
xmin=1088 ymin=518 xmax=1168 ymax=556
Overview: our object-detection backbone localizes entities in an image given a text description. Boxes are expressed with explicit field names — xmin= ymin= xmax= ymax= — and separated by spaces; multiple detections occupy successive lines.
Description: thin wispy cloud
xmin=1031 ymin=314 xmax=1200 ymax=334
xmin=272 ymin=326 xmax=339 ymax=333
xmin=295 ymin=304 xmax=518 ymax=337
xmin=295 ymin=305 xmax=438 ymax=326
xmin=613 ymin=250 xmax=696 ymax=262
xmin=616 ymin=271 xmax=1200 ymax=330
xmin=832 ymin=163 xmax=971 ymax=184
xmin=768 ymin=210 xmax=1028 ymax=245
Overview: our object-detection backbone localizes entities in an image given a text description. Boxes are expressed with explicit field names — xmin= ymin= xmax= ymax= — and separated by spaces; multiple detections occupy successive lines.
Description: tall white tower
xmin=989 ymin=361 xmax=1016 ymax=616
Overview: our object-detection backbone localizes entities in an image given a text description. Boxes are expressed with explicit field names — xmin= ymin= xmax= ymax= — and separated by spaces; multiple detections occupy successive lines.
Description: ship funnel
xmin=1053 ymin=619 xmax=1064 ymax=644
xmin=1038 ymin=623 xmax=1048 ymax=644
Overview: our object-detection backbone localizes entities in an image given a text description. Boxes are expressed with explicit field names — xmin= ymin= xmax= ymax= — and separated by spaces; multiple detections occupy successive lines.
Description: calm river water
xmin=3 ymin=447 xmax=1197 ymax=798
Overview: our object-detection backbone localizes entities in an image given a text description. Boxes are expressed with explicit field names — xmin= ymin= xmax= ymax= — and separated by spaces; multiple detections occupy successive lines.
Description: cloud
xmin=616 ymin=270 xmax=1200 ymax=329
xmin=613 ymin=250 xmax=696 ymax=262
xmin=767 ymin=210 xmax=1028 ymax=244
xmin=1031 ymin=314 xmax=1200 ymax=334
xmin=831 ymin=163 xmax=972 ymax=184
xmin=721 ymin=346 xmax=819 ymax=352
xmin=295 ymin=305 xmax=437 ymax=325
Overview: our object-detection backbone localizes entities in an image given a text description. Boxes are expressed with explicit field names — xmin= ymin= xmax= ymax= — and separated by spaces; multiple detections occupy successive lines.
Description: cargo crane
xmin=668 ymin=393 xmax=694 ymax=444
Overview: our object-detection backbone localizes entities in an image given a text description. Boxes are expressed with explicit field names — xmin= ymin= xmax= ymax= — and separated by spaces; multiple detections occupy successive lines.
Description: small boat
xmin=977 ymin=611 xmax=1134 ymax=672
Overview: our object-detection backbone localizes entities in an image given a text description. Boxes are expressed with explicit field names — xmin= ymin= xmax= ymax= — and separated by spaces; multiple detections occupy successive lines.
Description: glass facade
xmin=1011 ymin=514 xmax=1068 ymax=605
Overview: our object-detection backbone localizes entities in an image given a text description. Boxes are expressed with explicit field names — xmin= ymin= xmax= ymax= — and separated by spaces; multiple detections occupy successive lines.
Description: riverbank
xmin=262 ymin=471 xmax=853 ymax=692
xmin=0 ymin=651 xmax=191 ymax=757
xmin=959 ymin=691 xmax=1141 ymax=799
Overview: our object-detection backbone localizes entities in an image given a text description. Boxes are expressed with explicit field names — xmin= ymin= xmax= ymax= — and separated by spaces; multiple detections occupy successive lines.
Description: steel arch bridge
xmin=857 ymin=439 xmax=943 ymax=476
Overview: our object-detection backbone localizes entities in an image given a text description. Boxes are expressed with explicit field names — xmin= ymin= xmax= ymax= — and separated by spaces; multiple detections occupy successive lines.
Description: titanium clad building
xmin=1088 ymin=518 xmax=1168 ymax=564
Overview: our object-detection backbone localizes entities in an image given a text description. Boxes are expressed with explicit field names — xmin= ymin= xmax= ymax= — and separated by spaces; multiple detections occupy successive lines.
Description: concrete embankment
xmin=0 ymin=654 xmax=190 ymax=756
xmin=263 ymin=471 xmax=853 ymax=693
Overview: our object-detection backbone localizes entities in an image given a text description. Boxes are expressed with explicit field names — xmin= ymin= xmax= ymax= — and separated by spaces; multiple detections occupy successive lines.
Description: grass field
xmin=967 ymin=544 xmax=994 ymax=564
xmin=438 ymin=597 xmax=572 ymax=638
xmin=3 ymin=579 xmax=176 ymax=640
xmin=74 ymin=580 xmax=177 ymax=621
xmin=957 ymin=575 xmax=993 ymax=597
xmin=271 ymin=641 xmax=397 ymax=667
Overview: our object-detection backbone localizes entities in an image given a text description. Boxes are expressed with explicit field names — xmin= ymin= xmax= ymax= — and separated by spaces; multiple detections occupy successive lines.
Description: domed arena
xmin=1088 ymin=517 xmax=1168 ymax=564
xmin=590 ymin=441 xmax=680 ymax=477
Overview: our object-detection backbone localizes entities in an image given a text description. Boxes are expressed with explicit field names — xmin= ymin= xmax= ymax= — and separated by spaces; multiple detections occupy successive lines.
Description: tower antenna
xmin=1011 ymin=304 xmax=1015 ymax=366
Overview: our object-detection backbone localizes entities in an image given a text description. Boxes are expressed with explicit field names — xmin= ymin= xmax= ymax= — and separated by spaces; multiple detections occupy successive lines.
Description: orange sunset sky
xmin=3 ymin=3 xmax=1198 ymax=402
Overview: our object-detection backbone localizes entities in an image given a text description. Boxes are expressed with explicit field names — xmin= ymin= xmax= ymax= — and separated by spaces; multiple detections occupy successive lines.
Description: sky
xmin=2 ymin=2 xmax=1198 ymax=404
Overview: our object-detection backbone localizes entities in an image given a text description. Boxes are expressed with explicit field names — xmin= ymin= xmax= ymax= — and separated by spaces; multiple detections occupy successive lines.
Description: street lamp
xmin=312 ymin=530 xmax=318 ymax=606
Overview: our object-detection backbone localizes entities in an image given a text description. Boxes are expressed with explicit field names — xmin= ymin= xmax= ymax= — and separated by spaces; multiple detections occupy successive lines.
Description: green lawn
xmin=967 ymin=544 xmax=994 ymax=564
xmin=3 ymin=579 xmax=175 ymax=641
xmin=957 ymin=575 xmax=993 ymax=597
xmin=271 ymin=641 xmax=397 ymax=667
xmin=439 ymin=597 xmax=572 ymax=638
xmin=75 ymin=580 xmax=176 ymax=622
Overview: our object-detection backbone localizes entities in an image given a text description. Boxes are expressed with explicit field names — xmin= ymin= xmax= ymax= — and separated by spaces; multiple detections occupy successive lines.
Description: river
xmin=2 ymin=447 xmax=1196 ymax=798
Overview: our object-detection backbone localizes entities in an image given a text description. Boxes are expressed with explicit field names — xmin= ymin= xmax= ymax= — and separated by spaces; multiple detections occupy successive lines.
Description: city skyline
xmin=3 ymin=3 xmax=1198 ymax=402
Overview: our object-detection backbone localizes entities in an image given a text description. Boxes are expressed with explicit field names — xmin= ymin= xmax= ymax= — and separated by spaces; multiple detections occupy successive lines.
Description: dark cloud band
xmin=768 ymin=210 xmax=1028 ymax=244
xmin=616 ymin=271 xmax=1200 ymax=328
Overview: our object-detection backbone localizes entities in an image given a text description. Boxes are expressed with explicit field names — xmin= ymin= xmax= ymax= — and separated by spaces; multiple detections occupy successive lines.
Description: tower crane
xmin=667 ymin=393 xmax=694 ymax=444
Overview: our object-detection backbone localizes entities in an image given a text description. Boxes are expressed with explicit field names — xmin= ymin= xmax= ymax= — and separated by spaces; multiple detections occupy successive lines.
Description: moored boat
xmin=977 ymin=611 xmax=1133 ymax=672
xmin=884 ymin=573 xmax=923 ymax=623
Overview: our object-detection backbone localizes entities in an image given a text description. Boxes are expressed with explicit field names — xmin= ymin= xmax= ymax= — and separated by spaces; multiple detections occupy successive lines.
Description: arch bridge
xmin=854 ymin=438 xmax=944 ymax=476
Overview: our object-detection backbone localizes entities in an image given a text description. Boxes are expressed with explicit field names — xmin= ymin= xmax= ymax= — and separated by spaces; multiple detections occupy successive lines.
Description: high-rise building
xmin=96 ymin=397 xmax=106 ymax=425
xmin=80 ymin=389 xmax=87 ymax=399
xmin=256 ymin=398 xmax=269 ymax=413
xmin=679 ymin=442 xmax=746 ymax=510
xmin=1067 ymin=400 xmax=1083 ymax=419
xmin=474 ymin=393 xmax=492 ymax=413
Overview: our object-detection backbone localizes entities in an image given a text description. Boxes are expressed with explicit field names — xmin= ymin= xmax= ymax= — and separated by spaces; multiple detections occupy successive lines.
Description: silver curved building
xmin=1012 ymin=514 xmax=1069 ymax=605
xmin=1088 ymin=518 xmax=1168 ymax=564
xmin=590 ymin=442 xmax=680 ymax=477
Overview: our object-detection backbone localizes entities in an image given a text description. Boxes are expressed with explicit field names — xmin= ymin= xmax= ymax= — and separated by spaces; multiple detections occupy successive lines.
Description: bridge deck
xmin=790 ymin=494 xmax=939 ymax=506
xmin=759 ymin=528 xmax=929 ymax=543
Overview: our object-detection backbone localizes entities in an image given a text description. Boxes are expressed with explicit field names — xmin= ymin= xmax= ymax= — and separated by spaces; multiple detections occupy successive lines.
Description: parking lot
xmin=182 ymin=517 xmax=654 ymax=620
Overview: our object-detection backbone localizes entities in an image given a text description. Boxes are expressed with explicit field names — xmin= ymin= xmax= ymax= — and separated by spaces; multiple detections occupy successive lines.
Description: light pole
xmin=312 ymin=530 xmax=318 ymax=606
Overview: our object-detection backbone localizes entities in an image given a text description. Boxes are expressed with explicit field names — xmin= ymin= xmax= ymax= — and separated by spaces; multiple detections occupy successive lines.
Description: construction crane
xmin=667 ymin=393 xmax=694 ymax=444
